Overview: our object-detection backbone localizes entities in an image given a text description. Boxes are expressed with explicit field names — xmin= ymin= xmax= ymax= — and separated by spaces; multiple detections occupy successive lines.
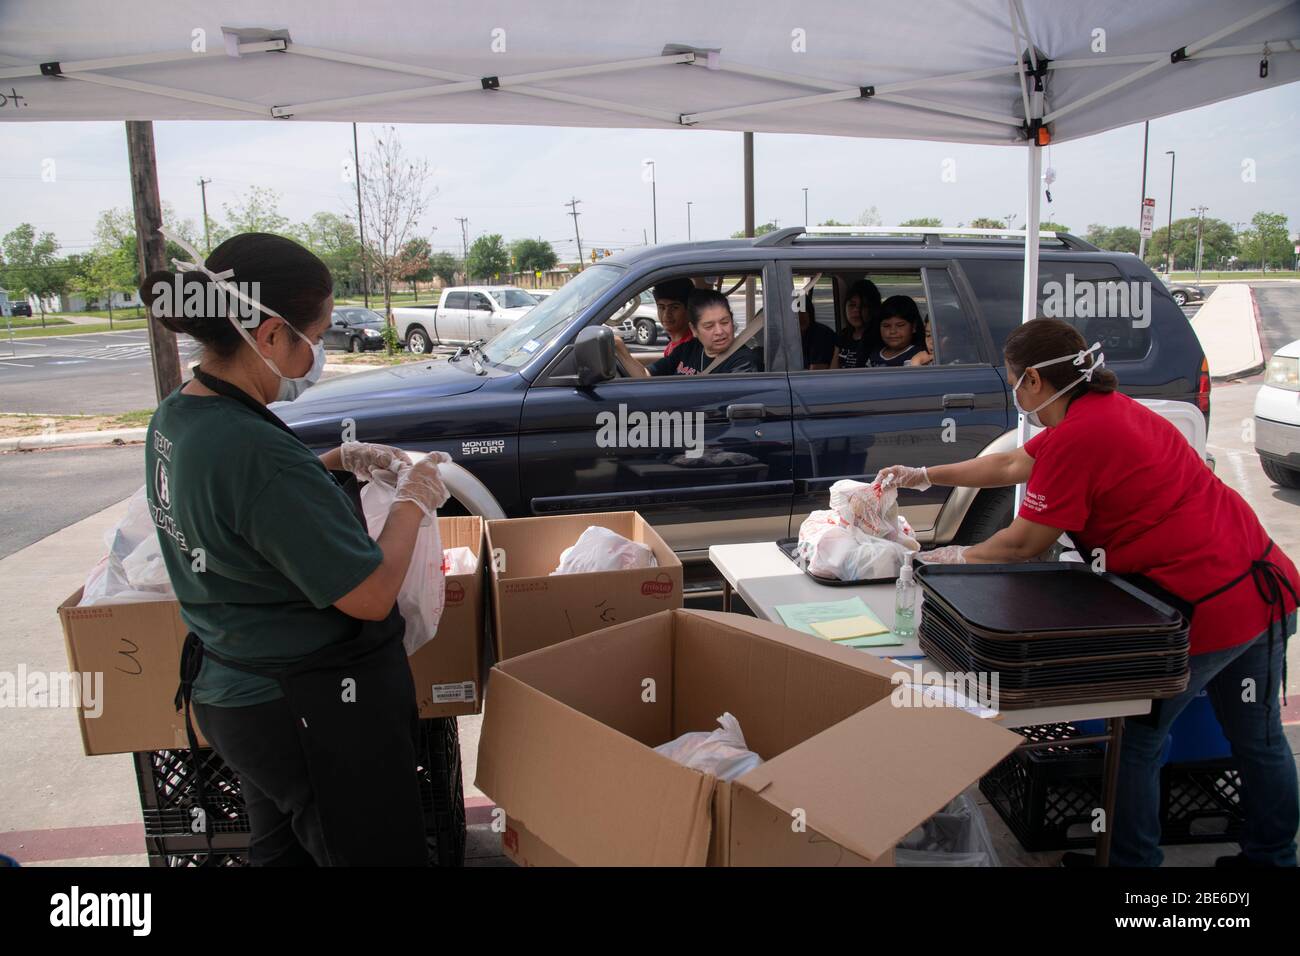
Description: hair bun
xmin=139 ymin=268 xmax=218 ymax=335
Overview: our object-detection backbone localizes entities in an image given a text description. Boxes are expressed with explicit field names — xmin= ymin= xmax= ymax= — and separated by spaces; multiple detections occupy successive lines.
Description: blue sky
xmin=1 ymin=81 xmax=1296 ymax=261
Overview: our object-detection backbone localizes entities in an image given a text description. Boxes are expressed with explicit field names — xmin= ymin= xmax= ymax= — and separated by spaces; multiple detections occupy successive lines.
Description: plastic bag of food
xmin=79 ymin=486 xmax=177 ymax=605
xmin=829 ymin=478 xmax=919 ymax=551
xmin=795 ymin=509 xmax=910 ymax=581
xmin=551 ymin=526 xmax=657 ymax=575
xmin=361 ymin=469 xmax=445 ymax=655
xmin=653 ymin=712 xmax=763 ymax=782
xmin=441 ymin=546 xmax=478 ymax=575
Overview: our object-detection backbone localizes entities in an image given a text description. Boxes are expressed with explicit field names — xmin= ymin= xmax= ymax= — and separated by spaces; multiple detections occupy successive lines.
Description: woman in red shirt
xmin=880 ymin=318 xmax=1298 ymax=868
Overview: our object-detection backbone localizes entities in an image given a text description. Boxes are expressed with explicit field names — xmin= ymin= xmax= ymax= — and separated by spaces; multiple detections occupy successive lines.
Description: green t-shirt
xmin=145 ymin=388 xmax=383 ymax=707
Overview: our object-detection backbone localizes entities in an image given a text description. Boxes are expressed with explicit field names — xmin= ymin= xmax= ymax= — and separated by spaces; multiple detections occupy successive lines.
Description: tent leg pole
xmin=1014 ymin=141 xmax=1042 ymax=511
xmin=127 ymin=120 xmax=181 ymax=400
xmin=744 ymin=131 xmax=756 ymax=321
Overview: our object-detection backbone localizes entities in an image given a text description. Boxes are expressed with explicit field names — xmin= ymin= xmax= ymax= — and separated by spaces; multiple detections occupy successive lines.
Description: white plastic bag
xmin=79 ymin=486 xmax=177 ymax=605
xmin=551 ymin=526 xmax=657 ymax=575
xmin=361 ymin=470 xmax=444 ymax=655
xmin=797 ymin=513 xmax=910 ymax=581
xmin=829 ymin=478 xmax=919 ymax=551
xmin=653 ymin=712 xmax=763 ymax=782
xmin=441 ymin=546 xmax=478 ymax=575
xmin=895 ymin=790 xmax=1000 ymax=867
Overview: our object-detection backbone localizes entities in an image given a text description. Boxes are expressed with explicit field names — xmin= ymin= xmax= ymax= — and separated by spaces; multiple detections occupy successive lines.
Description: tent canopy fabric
xmin=1 ymin=0 xmax=1296 ymax=145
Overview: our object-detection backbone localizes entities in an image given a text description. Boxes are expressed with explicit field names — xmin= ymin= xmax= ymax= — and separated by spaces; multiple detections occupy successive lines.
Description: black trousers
xmin=192 ymin=696 xmax=425 ymax=866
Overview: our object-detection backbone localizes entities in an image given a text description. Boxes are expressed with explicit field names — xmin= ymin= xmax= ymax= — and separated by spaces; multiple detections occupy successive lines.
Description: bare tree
xmin=358 ymin=126 xmax=434 ymax=326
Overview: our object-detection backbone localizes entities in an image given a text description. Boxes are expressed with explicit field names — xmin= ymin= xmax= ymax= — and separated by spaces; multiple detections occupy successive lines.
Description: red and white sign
xmin=1140 ymin=198 xmax=1156 ymax=239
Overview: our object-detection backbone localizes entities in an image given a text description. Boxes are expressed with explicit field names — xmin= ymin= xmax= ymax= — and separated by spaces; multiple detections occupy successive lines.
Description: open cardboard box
xmin=57 ymin=516 xmax=486 ymax=755
xmin=477 ymin=608 xmax=1022 ymax=866
xmin=484 ymin=511 xmax=682 ymax=662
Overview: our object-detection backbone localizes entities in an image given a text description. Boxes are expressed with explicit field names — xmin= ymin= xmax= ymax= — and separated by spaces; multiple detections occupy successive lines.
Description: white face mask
xmin=1012 ymin=342 xmax=1105 ymax=428
xmin=160 ymin=225 xmax=326 ymax=402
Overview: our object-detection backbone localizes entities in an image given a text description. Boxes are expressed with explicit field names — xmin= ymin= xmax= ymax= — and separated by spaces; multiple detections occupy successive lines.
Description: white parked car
xmin=392 ymin=285 xmax=538 ymax=353
xmin=1254 ymin=338 xmax=1300 ymax=488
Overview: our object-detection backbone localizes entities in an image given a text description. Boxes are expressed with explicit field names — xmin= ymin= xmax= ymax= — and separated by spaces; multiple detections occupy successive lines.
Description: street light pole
xmin=1164 ymin=150 xmax=1176 ymax=273
xmin=686 ymin=201 xmax=693 ymax=241
xmin=1191 ymin=205 xmax=1208 ymax=283
xmin=197 ymin=177 xmax=212 ymax=255
xmin=803 ymin=187 xmax=808 ymax=227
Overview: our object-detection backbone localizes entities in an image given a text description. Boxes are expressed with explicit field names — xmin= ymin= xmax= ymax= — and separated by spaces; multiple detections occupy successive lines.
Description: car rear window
xmin=964 ymin=259 xmax=1152 ymax=362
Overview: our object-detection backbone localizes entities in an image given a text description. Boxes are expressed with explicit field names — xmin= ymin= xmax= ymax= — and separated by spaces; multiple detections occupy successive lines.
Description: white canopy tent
xmin=2 ymin=0 xmax=1297 ymax=403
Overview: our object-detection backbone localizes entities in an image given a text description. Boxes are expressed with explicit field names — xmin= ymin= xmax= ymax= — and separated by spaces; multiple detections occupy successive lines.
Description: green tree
xmin=730 ymin=221 xmax=779 ymax=238
xmin=900 ymin=217 xmax=943 ymax=227
xmin=217 ymin=186 xmax=291 ymax=240
xmin=427 ymin=251 xmax=460 ymax=286
xmin=1084 ymin=224 xmax=1142 ymax=254
xmin=510 ymin=237 xmax=558 ymax=275
xmin=818 ymin=218 xmax=850 ymax=227
xmin=1238 ymin=212 xmax=1291 ymax=270
xmin=466 ymin=234 xmax=510 ymax=280
xmin=969 ymin=217 xmax=1006 ymax=229
xmin=298 ymin=212 xmax=364 ymax=296
xmin=1039 ymin=221 xmax=1071 ymax=232
xmin=1 ymin=223 xmax=67 ymax=326
xmin=69 ymin=247 xmax=134 ymax=327
xmin=92 ymin=205 xmax=200 ymax=303
xmin=1149 ymin=217 xmax=1239 ymax=271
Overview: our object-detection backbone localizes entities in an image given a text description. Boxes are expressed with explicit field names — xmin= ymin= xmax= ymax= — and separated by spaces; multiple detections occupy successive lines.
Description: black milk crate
xmin=980 ymin=724 xmax=1244 ymax=852
xmin=134 ymin=716 xmax=466 ymax=866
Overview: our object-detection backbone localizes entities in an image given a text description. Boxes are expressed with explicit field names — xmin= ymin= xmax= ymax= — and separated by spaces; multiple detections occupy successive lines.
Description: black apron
xmin=173 ymin=367 xmax=428 ymax=866
xmin=1117 ymin=540 xmax=1297 ymax=739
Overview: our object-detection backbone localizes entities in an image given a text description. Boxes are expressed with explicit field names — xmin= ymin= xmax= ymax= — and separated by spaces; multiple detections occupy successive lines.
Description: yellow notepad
xmin=811 ymin=614 xmax=892 ymax=641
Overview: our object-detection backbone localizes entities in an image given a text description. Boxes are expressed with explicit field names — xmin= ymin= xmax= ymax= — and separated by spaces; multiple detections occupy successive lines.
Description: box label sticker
xmin=430 ymin=681 xmax=476 ymax=704
xmin=641 ymin=572 xmax=675 ymax=599
xmin=444 ymin=581 xmax=466 ymax=605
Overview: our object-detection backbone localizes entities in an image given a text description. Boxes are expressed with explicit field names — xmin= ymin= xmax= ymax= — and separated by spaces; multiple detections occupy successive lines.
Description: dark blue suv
xmin=281 ymin=228 xmax=1209 ymax=581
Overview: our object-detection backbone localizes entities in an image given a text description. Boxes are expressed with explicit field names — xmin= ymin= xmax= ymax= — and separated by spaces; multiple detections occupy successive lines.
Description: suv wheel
xmin=1260 ymin=456 xmax=1300 ymax=489
xmin=407 ymin=327 xmax=431 ymax=354
xmin=349 ymin=336 xmax=362 ymax=353
xmin=634 ymin=319 xmax=658 ymax=347
xmin=952 ymin=486 xmax=1014 ymax=545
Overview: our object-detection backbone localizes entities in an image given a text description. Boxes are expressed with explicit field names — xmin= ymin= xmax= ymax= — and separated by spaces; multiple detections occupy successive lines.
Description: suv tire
xmin=1260 ymin=456 xmax=1300 ymax=489
xmin=952 ymin=486 xmax=1014 ymax=545
xmin=635 ymin=318 xmax=658 ymax=347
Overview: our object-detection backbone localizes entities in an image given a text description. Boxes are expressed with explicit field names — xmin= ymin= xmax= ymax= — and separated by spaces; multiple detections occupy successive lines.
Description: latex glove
xmin=340 ymin=441 xmax=412 ymax=481
xmin=918 ymin=545 xmax=969 ymax=565
xmin=877 ymin=465 xmax=931 ymax=492
xmin=393 ymin=452 xmax=452 ymax=518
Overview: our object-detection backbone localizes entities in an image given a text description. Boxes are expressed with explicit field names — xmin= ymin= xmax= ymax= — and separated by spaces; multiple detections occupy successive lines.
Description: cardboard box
xmin=408 ymin=516 xmax=486 ymax=718
xmin=476 ymin=608 xmax=1021 ymax=867
xmin=484 ymin=511 xmax=682 ymax=662
xmin=58 ymin=516 xmax=487 ymax=754
xmin=57 ymin=588 xmax=207 ymax=755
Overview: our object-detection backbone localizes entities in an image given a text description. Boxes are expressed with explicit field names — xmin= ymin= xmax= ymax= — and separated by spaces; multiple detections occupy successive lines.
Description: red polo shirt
xmin=1021 ymin=390 xmax=1298 ymax=655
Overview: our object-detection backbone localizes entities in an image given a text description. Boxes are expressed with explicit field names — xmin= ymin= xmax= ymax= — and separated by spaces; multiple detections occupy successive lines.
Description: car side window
xmin=922 ymin=268 xmax=983 ymax=365
xmin=446 ymin=291 xmax=467 ymax=310
xmin=471 ymin=293 xmax=492 ymax=311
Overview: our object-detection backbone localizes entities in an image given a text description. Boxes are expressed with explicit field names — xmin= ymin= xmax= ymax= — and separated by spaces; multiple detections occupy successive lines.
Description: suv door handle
xmin=726 ymin=403 xmax=766 ymax=421
xmin=941 ymin=393 xmax=975 ymax=409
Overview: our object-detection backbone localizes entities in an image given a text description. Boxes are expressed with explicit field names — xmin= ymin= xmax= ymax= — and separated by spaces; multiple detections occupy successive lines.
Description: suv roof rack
xmin=754 ymin=225 xmax=1099 ymax=252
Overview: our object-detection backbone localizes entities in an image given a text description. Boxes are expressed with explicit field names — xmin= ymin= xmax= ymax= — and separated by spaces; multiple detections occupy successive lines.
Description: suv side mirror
xmin=335 ymin=317 xmax=349 ymax=327
xmin=574 ymin=325 xmax=616 ymax=387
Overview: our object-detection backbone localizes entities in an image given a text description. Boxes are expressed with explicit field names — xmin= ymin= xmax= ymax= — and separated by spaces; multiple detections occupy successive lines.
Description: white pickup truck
xmin=392 ymin=285 xmax=539 ymax=353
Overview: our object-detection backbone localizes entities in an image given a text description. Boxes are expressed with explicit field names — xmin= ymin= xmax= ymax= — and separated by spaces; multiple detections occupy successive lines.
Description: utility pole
xmin=565 ymin=198 xmax=584 ymax=271
xmin=197 ymin=177 xmax=213 ymax=254
xmin=352 ymin=123 xmax=370 ymax=308
xmin=1191 ymin=205 xmax=1208 ymax=283
xmin=1164 ymin=150 xmax=1176 ymax=273
xmin=1005 ymin=213 xmax=1017 ymax=230
xmin=454 ymin=217 xmax=470 ymax=282
xmin=126 ymin=121 xmax=181 ymax=399
xmin=686 ymin=201 xmax=693 ymax=241
xmin=1137 ymin=120 xmax=1150 ymax=261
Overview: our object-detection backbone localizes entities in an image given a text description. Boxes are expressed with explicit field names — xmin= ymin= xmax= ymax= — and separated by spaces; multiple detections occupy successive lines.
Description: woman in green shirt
xmin=142 ymin=231 xmax=448 ymax=866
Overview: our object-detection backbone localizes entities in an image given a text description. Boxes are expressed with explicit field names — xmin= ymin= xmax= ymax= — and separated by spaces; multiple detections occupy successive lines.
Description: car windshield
xmin=494 ymin=289 xmax=539 ymax=309
xmin=340 ymin=308 xmax=382 ymax=324
xmin=481 ymin=265 xmax=623 ymax=369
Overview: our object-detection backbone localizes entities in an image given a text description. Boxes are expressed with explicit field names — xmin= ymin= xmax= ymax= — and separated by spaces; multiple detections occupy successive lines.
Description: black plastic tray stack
xmin=915 ymin=564 xmax=1190 ymax=709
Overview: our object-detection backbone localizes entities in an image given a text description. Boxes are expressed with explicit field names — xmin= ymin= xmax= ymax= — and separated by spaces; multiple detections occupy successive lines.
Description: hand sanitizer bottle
xmin=894 ymin=553 xmax=917 ymax=638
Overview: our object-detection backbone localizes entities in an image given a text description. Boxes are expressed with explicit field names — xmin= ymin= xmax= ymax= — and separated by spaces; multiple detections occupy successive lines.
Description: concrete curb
xmin=1190 ymin=283 xmax=1265 ymax=382
xmin=0 ymin=427 xmax=147 ymax=452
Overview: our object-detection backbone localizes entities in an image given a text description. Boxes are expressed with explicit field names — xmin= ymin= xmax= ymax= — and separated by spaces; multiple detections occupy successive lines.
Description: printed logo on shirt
xmin=1023 ymin=490 xmax=1048 ymax=513
xmin=154 ymin=460 xmax=171 ymax=511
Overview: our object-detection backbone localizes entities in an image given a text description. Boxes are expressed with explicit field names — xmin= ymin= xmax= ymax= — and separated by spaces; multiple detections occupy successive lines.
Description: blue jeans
xmin=1111 ymin=612 xmax=1297 ymax=866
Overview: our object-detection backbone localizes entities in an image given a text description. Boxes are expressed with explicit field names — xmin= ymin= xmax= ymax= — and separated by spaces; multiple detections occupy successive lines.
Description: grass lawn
xmin=329 ymin=351 xmax=431 ymax=367
xmin=1168 ymin=271 xmax=1297 ymax=281
xmin=0 ymin=409 xmax=155 ymax=438
xmin=2 ymin=316 xmax=73 ymax=329
xmin=10 ymin=319 xmax=149 ymax=338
